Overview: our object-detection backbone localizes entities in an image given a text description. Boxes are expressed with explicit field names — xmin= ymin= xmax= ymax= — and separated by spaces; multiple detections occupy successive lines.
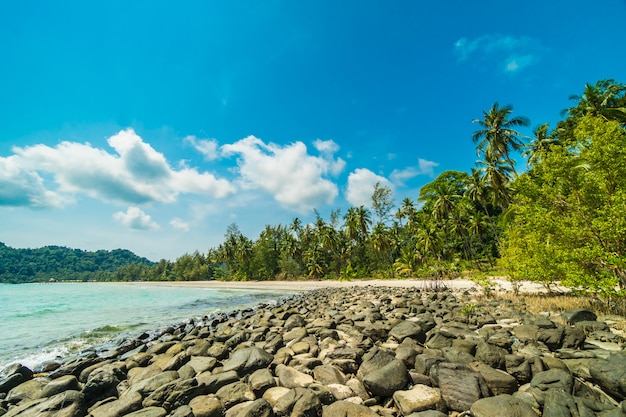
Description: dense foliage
xmin=0 ymin=243 xmax=155 ymax=283
xmin=4 ymin=79 xmax=625 ymax=299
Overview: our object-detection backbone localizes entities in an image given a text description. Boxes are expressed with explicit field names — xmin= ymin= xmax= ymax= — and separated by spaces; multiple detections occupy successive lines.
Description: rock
xmin=475 ymin=340 xmax=508 ymax=369
xmin=231 ymin=398 xmax=273 ymax=417
xmin=188 ymin=395 xmax=224 ymax=417
xmin=88 ymin=390 xmax=143 ymax=417
xmin=3 ymin=390 xmax=85 ymax=417
xmin=123 ymin=407 xmax=168 ymax=417
xmin=197 ymin=370 xmax=239 ymax=394
xmin=273 ymin=387 xmax=321 ymax=417
xmin=187 ymin=357 xmax=217 ymax=374
xmin=471 ymin=363 xmax=518 ymax=395
xmin=248 ymin=369 xmax=276 ymax=396
xmin=362 ymin=359 xmax=408 ymax=398
xmin=393 ymin=384 xmax=442 ymax=415
xmin=326 ymin=383 xmax=355 ymax=400
xmin=537 ymin=327 xmax=565 ymax=351
xmin=314 ymin=365 xmax=347 ymax=385
xmin=262 ymin=386 xmax=291 ymax=408
xmin=82 ymin=364 xmax=125 ymax=405
xmin=389 ymin=321 xmax=426 ymax=343
xmin=39 ymin=375 xmax=81 ymax=399
xmin=215 ymin=381 xmax=255 ymax=409
xmin=276 ymin=365 xmax=314 ymax=388
xmin=5 ymin=378 xmax=48 ymax=404
xmin=222 ymin=347 xmax=274 ymax=376
xmin=0 ymin=365 xmax=34 ymax=394
xmin=561 ymin=309 xmax=597 ymax=324
xmin=589 ymin=351 xmax=626 ymax=401
xmin=128 ymin=370 xmax=179 ymax=397
xmin=530 ymin=368 xmax=574 ymax=394
xmin=470 ymin=394 xmax=538 ymax=417
xmin=505 ymin=354 xmax=532 ymax=384
xmin=437 ymin=363 xmax=489 ymax=411
xmin=307 ymin=383 xmax=335 ymax=405
xmin=541 ymin=389 xmax=579 ymax=417
xmin=142 ymin=378 xmax=205 ymax=412
xmin=322 ymin=400 xmax=379 ymax=416
xmin=284 ymin=314 xmax=307 ymax=331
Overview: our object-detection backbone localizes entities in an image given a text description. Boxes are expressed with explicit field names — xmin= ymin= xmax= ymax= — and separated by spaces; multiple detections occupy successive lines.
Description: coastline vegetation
xmin=2 ymin=79 xmax=625 ymax=304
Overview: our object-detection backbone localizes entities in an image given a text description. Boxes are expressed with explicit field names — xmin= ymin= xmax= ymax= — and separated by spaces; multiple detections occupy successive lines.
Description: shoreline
xmin=116 ymin=277 xmax=556 ymax=294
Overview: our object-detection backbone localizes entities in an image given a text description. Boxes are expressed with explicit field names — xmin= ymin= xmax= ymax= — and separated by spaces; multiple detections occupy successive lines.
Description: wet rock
xmin=0 ymin=365 xmax=34 ymax=394
xmin=88 ymin=390 xmax=142 ymax=417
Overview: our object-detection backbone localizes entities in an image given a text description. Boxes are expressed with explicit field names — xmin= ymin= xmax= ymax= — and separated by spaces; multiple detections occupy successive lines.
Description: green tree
xmin=472 ymin=102 xmax=530 ymax=174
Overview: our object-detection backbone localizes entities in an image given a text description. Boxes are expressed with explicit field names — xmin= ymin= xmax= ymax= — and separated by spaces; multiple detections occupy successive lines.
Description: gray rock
xmin=231 ymin=398 xmax=273 ymax=417
xmin=188 ymin=395 xmax=224 ymax=417
xmin=3 ymin=390 xmax=85 ymax=417
xmin=0 ymin=365 xmax=34 ymax=394
xmin=471 ymin=363 xmax=518 ymax=395
xmin=505 ymin=354 xmax=532 ymax=384
xmin=128 ymin=370 xmax=179 ymax=397
xmin=215 ymin=381 xmax=255 ymax=409
xmin=82 ymin=364 xmax=125 ymax=405
xmin=470 ymin=394 xmax=538 ymax=417
xmin=561 ymin=309 xmax=597 ymax=324
xmin=437 ymin=363 xmax=489 ymax=411
xmin=276 ymin=365 xmax=314 ymax=388
xmin=589 ymin=351 xmax=626 ymax=401
xmin=393 ymin=384 xmax=441 ymax=415
xmin=123 ymin=407 xmax=168 ymax=417
xmin=531 ymin=369 xmax=574 ymax=394
xmin=389 ymin=321 xmax=426 ymax=343
xmin=142 ymin=378 xmax=205 ymax=412
xmin=475 ymin=340 xmax=508 ymax=369
xmin=222 ymin=347 xmax=274 ymax=376
xmin=197 ymin=370 xmax=239 ymax=394
xmin=248 ymin=368 xmax=276 ymax=396
xmin=5 ymin=378 xmax=48 ymax=404
xmin=273 ymin=387 xmax=321 ymax=417
xmin=362 ymin=359 xmax=408 ymax=397
xmin=88 ymin=390 xmax=143 ymax=417
xmin=322 ymin=400 xmax=379 ymax=416
xmin=542 ymin=389 xmax=578 ymax=417
xmin=313 ymin=365 xmax=347 ymax=385
xmin=356 ymin=348 xmax=395 ymax=380
xmin=537 ymin=327 xmax=564 ymax=351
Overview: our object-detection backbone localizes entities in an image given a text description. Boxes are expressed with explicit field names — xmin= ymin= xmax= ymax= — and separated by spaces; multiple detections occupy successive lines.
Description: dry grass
xmin=499 ymin=293 xmax=594 ymax=315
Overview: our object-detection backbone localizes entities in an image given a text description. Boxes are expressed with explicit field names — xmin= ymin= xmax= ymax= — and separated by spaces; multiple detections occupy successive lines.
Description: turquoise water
xmin=0 ymin=283 xmax=296 ymax=373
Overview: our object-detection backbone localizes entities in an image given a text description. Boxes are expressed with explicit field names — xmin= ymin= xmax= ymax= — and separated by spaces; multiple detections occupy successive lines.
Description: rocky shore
xmin=1 ymin=285 xmax=625 ymax=416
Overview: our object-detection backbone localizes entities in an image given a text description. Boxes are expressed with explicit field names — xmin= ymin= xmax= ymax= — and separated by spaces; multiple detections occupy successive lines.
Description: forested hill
xmin=0 ymin=242 xmax=155 ymax=283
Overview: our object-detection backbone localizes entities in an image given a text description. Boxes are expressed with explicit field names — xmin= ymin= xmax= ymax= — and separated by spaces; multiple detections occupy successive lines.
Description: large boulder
xmin=389 ymin=321 xmax=426 ymax=343
xmin=0 ymin=365 xmax=34 ymax=394
xmin=362 ymin=359 xmax=409 ymax=397
xmin=437 ymin=363 xmax=489 ymax=411
xmin=470 ymin=394 xmax=538 ymax=417
xmin=222 ymin=347 xmax=274 ymax=376
xmin=3 ymin=390 xmax=85 ymax=417
xmin=589 ymin=351 xmax=626 ymax=401
xmin=561 ymin=309 xmax=597 ymax=324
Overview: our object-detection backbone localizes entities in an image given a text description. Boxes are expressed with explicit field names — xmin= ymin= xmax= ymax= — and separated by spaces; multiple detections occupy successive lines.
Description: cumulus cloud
xmin=185 ymin=135 xmax=219 ymax=161
xmin=221 ymin=136 xmax=344 ymax=213
xmin=454 ymin=34 xmax=544 ymax=73
xmin=346 ymin=168 xmax=393 ymax=208
xmin=170 ymin=217 xmax=191 ymax=232
xmin=0 ymin=155 xmax=70 ymax=208
xmin=113 ymin=206 xmax=160 ymax=231
xmin=390 ymin=158 xmax=439 ymax=186
xmin=1 ymin=129 xmax=235 ymax=208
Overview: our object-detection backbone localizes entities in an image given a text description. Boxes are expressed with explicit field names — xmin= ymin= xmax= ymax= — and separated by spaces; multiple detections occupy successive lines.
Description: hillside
xmin=0 ymin=242 xmax=155 ymax=283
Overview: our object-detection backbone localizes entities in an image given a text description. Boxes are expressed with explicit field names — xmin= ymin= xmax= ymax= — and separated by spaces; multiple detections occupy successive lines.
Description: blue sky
xmin=1 ymin=1 xmax=625 ymax=261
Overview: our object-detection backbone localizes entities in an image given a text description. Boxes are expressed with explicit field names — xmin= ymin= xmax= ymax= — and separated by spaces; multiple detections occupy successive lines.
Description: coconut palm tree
xmin=472 ymin=102 xmax=530 ymax=175
xmin=524 ymin=123 xmax=558 ymax=167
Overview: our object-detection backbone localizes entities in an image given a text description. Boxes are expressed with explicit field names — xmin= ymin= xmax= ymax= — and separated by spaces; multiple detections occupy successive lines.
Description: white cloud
xmin=345 ymin=168 xmax=393 ymax=208
xmin=185 ymin=135 xmax=220 ymax=161
xmin=3 ymin=129 xmax=235 ymax=208
xmin=221 ymin=135 xmax=343 ymax=213
xmin=390 ymin=158 xmax=439 ymax=186
xmin=170 ymin=217 xmax=191 ymax=232
xmin=454 ymin=34 xmax=543 ymax=73
xmin=113 ymin=206 xmax=160 ymax=231
xmin=0 ymin=155 xmax=70 ymax=208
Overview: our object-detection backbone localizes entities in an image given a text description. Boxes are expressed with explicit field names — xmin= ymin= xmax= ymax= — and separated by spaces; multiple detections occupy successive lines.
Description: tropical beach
xmin=1 ymin=280 xmax=625 ymax=416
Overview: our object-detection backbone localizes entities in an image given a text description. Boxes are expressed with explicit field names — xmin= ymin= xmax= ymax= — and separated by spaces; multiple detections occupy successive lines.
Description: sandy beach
xmin=119 ymin=277 xmax=553 ymax=293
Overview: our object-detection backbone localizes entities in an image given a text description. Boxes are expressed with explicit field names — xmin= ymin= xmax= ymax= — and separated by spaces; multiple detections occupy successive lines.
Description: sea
xmin=0 ymin=282 xmax=297 ymax=375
